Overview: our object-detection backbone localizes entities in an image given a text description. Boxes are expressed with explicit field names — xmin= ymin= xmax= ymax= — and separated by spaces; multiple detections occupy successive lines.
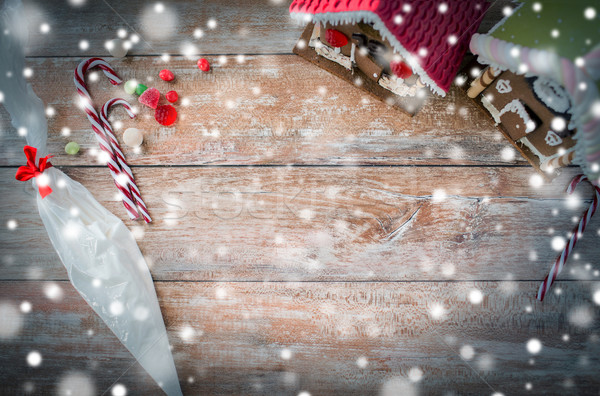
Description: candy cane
xmin=100 ymin=99 xmax=152 ymax=223
xmin=537 ymin=174 xmax=600 ymax=301
xmin=74 ymin=58 xmax=140 ymax=220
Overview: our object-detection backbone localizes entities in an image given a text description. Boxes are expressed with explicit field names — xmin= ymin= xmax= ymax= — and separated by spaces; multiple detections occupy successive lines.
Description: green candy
xmin=135 ymin=83 xmax=148 ymax=95
xmin=65 ymin=141 xmax=80 ymax=155
xmin=124 ymin=80 xmax=138 ymax=95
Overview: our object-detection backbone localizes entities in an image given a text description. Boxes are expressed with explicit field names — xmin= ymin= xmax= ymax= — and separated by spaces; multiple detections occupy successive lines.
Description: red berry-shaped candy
xmin=325 ymin=29 xmax=348 ymax=48
xmin=390 ymin=60 xmax=413 ymax=79
xmin=155 ymin=104 xmax=177 ymax=126
xmin=166 ymin=90 xmax=178 ymax=103
xmin=159 ymin=69 xmax=175 ymax=81
xmin=138 ymin=87 xmax=160 ymax=109
xmin=197 ymin=58 xmax=210 ymax=72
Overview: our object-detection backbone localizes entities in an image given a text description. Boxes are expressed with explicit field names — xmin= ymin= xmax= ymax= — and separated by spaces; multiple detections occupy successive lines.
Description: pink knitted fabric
xmin=290 ymin=0 xmax=489 ymax=93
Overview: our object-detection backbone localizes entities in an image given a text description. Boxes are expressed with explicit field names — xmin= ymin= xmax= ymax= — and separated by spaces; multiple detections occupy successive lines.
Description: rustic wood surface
xmin=19 ymin=0 xmax=512 ymax=58
xmin=1 ymin=167 xmax=598 ymax=282
xmin=2 ymin=281 xmax=600 ymax=396
xmin=0 ymin=56 xmax=520 ymax=167
xmin=3 ymin=0 xmax=600 ymax=395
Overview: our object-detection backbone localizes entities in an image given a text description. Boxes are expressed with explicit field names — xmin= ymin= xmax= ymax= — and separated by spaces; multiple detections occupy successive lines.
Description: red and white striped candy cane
xmin=100 ymin=98 xmax=152 ymax=223
xmin=537 ymin=174 xmax=600 ymax=301
xmin=74 ymin=58 xmax=140 ymax=220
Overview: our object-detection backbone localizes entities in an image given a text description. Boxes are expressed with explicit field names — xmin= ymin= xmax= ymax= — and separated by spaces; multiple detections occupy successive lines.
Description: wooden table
xmin=1 ymin=1 xmax=600 ymax=394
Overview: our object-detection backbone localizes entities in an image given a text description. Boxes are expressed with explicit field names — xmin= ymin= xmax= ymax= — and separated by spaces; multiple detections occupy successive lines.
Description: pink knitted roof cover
xmin=290 ymin=0 xmax=489 ymax=95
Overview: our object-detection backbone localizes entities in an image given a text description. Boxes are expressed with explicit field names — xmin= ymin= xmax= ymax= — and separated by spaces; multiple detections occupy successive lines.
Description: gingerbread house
xmin=290 ymin=0 xmax=490 ymax=115
xmin=467 ymin=0 xmax=600 ymax=180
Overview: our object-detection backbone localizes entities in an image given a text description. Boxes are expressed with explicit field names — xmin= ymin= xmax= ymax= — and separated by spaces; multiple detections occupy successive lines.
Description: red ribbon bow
xmin=15 ymin=145 xmax=54 ymax=198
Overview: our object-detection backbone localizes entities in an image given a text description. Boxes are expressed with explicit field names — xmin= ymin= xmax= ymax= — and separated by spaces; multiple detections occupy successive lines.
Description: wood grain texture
xmin=2 ymin=167 xmax=598 ymax=281
xmin=0 ymin=55 xmax=525 ymax=167
xmin=19 ymin=0 xmax=514 ymax=58
xmin=3 ymin=1 xmax=595 ymax=395
xmin=1 ymin=280 xmax=598 ymax=395
xmin=21 ymin=0 xmax=303 ymax=57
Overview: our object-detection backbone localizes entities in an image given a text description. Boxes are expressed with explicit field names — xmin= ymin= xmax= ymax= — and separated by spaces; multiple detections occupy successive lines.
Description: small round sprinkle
xmin=65 ymin=141 xmax=80 ymax=155
xmin=166 ymin=90 xmax=178 ymax=103
xmin=123 ymin=128 xmax=143 ymax=148
xmin=135 ymin=84 xmax=148 ymax=95
xmin=197 ymin=58 xmax=210 ymax=72
xmin=124 ymin=80 xmax=138 ymax=95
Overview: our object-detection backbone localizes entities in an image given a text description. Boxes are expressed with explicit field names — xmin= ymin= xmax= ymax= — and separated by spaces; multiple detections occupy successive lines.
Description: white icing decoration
xmin=532 ymin=77 xmax=571 ymax=114
xmin=312 ymin=39 xmax=352 ymax=70
xmin=495 ymin=79 xmax=512 ymax=94
xmin=310 ymin=23 xmax=321 ymax=41
xmin=544 ymin=130 xmax=563 ymax=146
xmin=520 ymin=136 xmax=548 ymax=163
xmin=310 ymin=37 xmax=419 ymax=97
xmin=497 ymin=99 xmax=536 ymax=133
xmin=480 ymin=95 xmax=501 ymax=124
xmin=378 ymin=73 xmax=420 ymax=97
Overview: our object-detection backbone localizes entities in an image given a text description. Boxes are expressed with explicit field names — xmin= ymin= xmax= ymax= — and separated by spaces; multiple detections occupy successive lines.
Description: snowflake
xmin=44 ymin=283 xmax=64 ymax=301
xmin=551 ymin=236 xmax=566 ymax=251
xmin=356 ymin=356 xmax=368 ymax=368
xmin=20 ymin=301 xmax=31 ymax=313
xmin=111 ymin=384 xmax=127 ymax=396
xmin=0 ymin=302 xmax=23 ymax=339
xmin=468 ymin=289 xmax=483 ymax=304
xmin=280 ymin=348 xmax=292 ymax=360
xmin=56 ymin=372 xmax=96 ymax=396
xmin=593 ymin=290 xmax=600 ymax=305
xmin=26 ymin=351 xmax=42 ymax=367
xmin=429 ymin=303 xmax=445 ymax=320
xmin=568 ymin=305 xmax=594 ymax=328
xmin=6 ymin=219 xmax=17 ymax=230
xmin=380 ymin=377 xmax=417 ymax=396
xmin=460 ymin=344 xmax=475 ymax=360
xmin=408 ymin=367 xmax=423 ymax=382
xmin=584 ymin=7 xmax=596 ymax=20
xmin=529 ymin=174 xmax=543 ymax=188
xmin=431 ymin=189 xmax=446 ymax=202
xmin=526 ymin=338 xmax=542 ymax=354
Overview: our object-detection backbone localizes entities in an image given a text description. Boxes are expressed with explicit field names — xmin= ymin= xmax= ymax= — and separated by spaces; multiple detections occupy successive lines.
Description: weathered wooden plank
xmin=0 ymin=55 xmax=521 ymax=166
xmin=2 ymin=167 xmax=597 ymax=281
xmin=21 ymin=0 xmax=303 ymax=57
xmin=20 ymin=0 xmax=513 ymax=58
xmin=0 ymin=280 xmax=598 ymax=395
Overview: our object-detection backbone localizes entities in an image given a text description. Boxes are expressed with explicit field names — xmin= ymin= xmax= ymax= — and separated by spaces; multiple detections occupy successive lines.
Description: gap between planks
xmin=23 ymin=52 xmax=296 ymax=59
xmin=0 ymin=279 xmax=590 ymax=283
xmin=0 ymin=164 xmax=539 ymax=168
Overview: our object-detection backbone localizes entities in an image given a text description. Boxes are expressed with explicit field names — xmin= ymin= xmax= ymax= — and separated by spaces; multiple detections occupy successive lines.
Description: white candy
xmin=123 ymin=128 xmax=143 ymax=148
xmin=107 ymin=39 xmax=128 ymax=58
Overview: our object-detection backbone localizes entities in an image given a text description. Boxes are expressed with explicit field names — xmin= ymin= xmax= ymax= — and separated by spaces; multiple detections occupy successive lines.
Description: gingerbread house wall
xmin=480 ymin=70 xmax=576 ymax=164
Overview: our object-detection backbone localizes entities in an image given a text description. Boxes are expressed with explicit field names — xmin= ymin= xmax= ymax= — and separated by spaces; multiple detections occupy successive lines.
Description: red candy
xmin=138 ymin=87 xmax=160 ymax=109
xmin=166 ymin=90 xmax=178 ymax=103
xmin=159 ymin=69 xmax=175 ymax=82
xmin=155 ymin=105 xmax=177 ymax=126
xmin=390 ymin=60 xmax=413 ymax=79
xmin=197 ymin=58 xmax=210 ymax=72
xmin=325 ymin=29 xmax=348 ymax=48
